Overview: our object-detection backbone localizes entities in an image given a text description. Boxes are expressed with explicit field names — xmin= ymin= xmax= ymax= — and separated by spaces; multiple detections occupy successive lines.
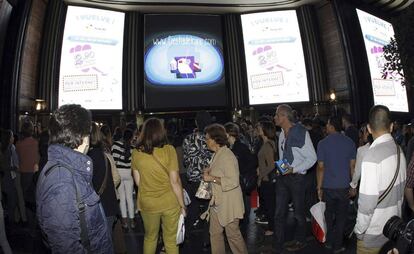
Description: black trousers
xmin=323 ymin=188 xmax=349 ymax=249
xmin=305 ymin=167 xmax=317 ymax=218
xmin=185 ymin=180 xmax=210 ymax=244
xmin=260 ymin=181 xmax=276 ymax=231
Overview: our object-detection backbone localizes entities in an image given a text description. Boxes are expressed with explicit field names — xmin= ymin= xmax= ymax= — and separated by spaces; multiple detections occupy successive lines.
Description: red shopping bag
xmin=310 ymin=201 xmax=327 ymax=243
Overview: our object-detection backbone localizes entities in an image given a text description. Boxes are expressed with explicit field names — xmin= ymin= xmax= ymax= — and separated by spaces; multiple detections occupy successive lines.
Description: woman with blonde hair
xmin=131 ymin=118 xmax=186 ymax=254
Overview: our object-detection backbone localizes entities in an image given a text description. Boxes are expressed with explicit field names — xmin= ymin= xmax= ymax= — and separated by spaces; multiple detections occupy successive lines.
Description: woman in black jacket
xmin=224 ymin=122 xmax=258 ymax=230
xmin=87 ymin=122 xmax=119 ymax=236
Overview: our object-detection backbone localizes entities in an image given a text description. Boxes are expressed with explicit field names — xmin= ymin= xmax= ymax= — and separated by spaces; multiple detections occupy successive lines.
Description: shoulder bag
xmin=97 ymin=152 xmax=109 ymax=196
xmin=377 ymin=144 xmax=401 ymax=205
xmin=151 ymin=154 xmax=187 ymax=245
xmin=348 ymin=144 xmax=401 ymax=239
xmin=195 ymin=180 xmax=212 ymax=200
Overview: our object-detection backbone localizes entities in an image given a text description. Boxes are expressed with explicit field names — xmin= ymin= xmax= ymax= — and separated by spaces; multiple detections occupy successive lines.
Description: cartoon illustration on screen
xmin=253 ymin=45 xmax=291 ymax=72
xmin=370 ymin=45 xmax=386 ymax=70
xmin=70 ymin=44 xmax=107 ymax=76
xmin=144 ymin=34 xmax=223 ymax=85
xmin=170 ymin=56 xmax=201 ymax=78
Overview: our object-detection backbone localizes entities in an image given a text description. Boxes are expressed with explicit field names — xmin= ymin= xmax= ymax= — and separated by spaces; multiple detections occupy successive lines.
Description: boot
xmin=130 ymin=218 xmax=136 ymax=229
xmin=121 ymin=218 xmax=128 ymax=229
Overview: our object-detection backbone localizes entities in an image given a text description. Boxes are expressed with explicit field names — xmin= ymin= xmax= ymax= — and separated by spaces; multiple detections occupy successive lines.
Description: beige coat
xmin=209 ymin=146 xmax=245 ymax=227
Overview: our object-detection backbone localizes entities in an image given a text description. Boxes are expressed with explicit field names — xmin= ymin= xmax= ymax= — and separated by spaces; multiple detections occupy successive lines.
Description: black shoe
xmin=286 ymin=241 xmax=306 ymax=252
xmin=202 ymin=242 xmax=211 ymax=251
xmin=160 ymin=246 xmax=166 ymax=254
xmin=192 ymin=219 xmax=200 ymax=227
xmin=255 ymin=215 xmax=269 ymax=225
xmin=334 ymin=247 xmax=346 ymax=253
xmin=324 ymin=243 xmax=332 ymax=250
xmin=283 ymin=240 xmax=297 ymax=248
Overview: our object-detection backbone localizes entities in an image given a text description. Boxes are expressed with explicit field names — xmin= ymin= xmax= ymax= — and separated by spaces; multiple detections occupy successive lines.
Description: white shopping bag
xmin=176 ymin=213 xmax=185 ymax=245
xmin=310 ymin=201 xmax=327 ymax=243
xmin=183 ymin=189 xmax=191 ymax=206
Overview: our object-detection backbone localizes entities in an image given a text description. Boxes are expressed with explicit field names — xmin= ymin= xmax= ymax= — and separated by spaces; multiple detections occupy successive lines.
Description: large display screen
xmin=357 ymin=9 xmax=408 ymax=112
xmin=58 ymin=6 xmax=125 ymax=110
xmin=241 ymin=10 xmax=309 ymax=105
xmin=144 ymin=14 xmax=226 ymax=110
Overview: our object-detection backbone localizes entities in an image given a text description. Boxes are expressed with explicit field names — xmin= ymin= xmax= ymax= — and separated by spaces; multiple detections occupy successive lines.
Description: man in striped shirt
xmin=355 ymin=105 xmax=406 ymax=254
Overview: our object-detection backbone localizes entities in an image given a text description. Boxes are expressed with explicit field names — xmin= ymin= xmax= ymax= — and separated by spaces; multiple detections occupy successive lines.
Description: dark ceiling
xmin=66 ymin=0 xmax=414 ymax=13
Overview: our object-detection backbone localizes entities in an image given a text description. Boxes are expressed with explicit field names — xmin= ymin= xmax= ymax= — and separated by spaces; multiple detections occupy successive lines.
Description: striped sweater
xmin=111 ymin=141 xmax=132 ymax=169
xmin=354 ymin=133 xmax=406 ymax=248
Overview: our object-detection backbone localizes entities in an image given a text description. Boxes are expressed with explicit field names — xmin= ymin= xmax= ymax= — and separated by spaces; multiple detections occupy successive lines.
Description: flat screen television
xmin=58 ymin=6 xmax=125 ymax=110
xmin=241 ymin=10 xmax=309 ymax=105
xmin=143 ymin=14 xmax=226 ymax=110
xmin=356 ymin=9 xmax=408 ymax=112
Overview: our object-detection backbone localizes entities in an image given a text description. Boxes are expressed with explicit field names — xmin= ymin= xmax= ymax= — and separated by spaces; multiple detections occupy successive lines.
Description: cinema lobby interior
xmin=0 ymin=0 xmax=413 ymax=253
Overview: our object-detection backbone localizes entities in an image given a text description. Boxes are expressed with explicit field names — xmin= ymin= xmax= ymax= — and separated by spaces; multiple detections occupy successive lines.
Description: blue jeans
xmin=106 ymin=216 xmax=116 ymax=239
xmin=323 ymin=188 xmax=349 ymax=249
xmin=274 ymin=174 xmax=306 ymax=250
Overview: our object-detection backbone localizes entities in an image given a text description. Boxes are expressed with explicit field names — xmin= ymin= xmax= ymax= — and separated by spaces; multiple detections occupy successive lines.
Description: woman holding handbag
xmin=202 ymin=124 xmax=247 ymax=254
xmin=131 ymin=118 xmax=186 ymax=254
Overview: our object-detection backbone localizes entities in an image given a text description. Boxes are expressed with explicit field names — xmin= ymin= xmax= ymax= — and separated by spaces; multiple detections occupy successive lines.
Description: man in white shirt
xmin=355 ymin=105 xmax=406 ymax=254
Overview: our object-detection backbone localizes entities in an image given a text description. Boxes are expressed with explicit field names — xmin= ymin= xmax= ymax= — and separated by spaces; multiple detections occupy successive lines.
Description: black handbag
xmin=240 ymin=173 xmax=258 ymax=194
xmin=268 ymin=140 xmax=278 ymax=183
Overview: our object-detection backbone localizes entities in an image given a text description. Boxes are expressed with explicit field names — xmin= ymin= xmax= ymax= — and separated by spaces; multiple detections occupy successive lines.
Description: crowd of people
xmin=0 ymin=103 xmax=413 ymax=254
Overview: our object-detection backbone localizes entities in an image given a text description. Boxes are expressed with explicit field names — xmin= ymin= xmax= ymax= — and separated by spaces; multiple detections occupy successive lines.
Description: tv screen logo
xmin=170 ymin=56 xmax=201 ymax=78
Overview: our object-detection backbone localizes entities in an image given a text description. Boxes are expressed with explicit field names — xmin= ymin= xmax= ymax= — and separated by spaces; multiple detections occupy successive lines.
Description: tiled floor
xmin=5 ymin=207 xmax=364 ymax=254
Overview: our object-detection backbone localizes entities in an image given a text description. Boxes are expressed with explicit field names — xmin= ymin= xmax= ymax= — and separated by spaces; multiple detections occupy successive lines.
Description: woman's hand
xmin=203 ymin=168 xmax=212 ymax=182
xmin=181 ymin=207 xmax=187 ymax=217
xmin=203 ymin=173 xmax=214 ymax=182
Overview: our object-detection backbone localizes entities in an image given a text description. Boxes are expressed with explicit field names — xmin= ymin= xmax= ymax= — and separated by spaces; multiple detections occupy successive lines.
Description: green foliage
xmin=391 ymin=5 xmax=414 ymax=87
xmin=382 ymin=37 xmax=405 ymax=85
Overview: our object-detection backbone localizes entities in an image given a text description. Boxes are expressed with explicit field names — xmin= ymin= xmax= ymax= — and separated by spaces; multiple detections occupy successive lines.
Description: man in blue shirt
xmin=317 ymin=116 xmax=356 ymax=253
